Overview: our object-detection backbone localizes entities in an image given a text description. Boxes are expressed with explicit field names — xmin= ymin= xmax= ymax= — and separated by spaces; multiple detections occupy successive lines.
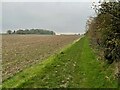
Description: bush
xmin=86 ymin=1 xmax=120 ymax=63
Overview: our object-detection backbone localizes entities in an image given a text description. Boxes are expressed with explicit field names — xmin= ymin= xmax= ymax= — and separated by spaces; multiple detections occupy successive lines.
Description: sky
xmin=1 ymin=1 xmax=97 ymax=34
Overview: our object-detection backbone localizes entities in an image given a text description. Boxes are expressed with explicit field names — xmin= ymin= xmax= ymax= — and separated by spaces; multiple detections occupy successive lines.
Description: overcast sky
xmin=2 ymin=2 xmax=95 ymax=34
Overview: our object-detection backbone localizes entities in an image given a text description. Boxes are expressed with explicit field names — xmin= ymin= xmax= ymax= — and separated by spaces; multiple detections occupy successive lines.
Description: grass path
xmin=3 ymin=36 xmax=118 ymax=88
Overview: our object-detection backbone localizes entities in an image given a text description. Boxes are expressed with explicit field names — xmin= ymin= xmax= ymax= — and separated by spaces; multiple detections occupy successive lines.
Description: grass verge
xmin=2 ymin=36 xmax=118 ymax=88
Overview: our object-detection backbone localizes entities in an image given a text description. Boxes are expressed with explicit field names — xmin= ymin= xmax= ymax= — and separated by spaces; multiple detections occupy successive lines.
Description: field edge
xmin=2 ymin=36 xmax=82 ymax=88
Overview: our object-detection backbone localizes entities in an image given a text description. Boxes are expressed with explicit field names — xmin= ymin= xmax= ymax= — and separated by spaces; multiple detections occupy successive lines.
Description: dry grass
xmin=2 ymin=35 xmax=80 ymax=81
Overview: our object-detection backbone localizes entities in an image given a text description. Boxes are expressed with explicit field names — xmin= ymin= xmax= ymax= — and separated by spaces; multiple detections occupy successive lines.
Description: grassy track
xmin=3 ymin=36 xmax=118 ymax=88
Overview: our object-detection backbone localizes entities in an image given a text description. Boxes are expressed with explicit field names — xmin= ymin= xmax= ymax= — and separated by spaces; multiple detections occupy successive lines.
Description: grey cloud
xmin=2 ymin=2 xmax=94 ymax=34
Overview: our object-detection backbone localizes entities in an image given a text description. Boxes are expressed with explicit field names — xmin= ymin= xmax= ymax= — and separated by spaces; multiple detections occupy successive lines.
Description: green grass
xmin=2 ymin=36 xmax=118 ymax=88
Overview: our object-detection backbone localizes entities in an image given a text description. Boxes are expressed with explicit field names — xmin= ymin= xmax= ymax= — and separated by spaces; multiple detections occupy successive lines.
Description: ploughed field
xmin=2 ymin=35 xmax=80 ymax=81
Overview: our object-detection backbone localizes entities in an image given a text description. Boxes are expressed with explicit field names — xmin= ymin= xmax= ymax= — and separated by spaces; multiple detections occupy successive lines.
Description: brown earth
xmin=2 ymin=35 xmax=80 ymax=81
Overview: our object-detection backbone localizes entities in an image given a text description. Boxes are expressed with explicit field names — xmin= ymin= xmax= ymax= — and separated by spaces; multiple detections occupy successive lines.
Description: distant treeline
xmin=7 ymin=29 xmax=56 ymax=35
